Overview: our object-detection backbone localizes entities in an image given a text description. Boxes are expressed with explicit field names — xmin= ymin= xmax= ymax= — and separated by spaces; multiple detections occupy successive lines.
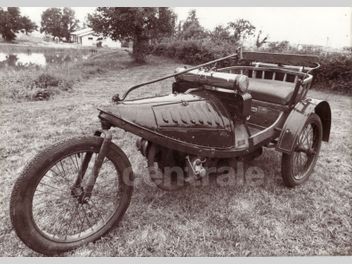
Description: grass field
xmin=0 ymin=49 xmax=351 ymax=256
xmin=0 ymin=45 xmax=132 ymax=103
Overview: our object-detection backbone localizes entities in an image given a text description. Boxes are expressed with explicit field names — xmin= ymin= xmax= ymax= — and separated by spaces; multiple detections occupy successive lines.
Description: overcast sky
xmin=20 ymin=7 xmax=351 ymax=48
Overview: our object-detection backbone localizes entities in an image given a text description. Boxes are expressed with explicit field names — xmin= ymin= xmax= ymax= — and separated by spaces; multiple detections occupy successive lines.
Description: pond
xmin=0 ymin=51 xmax=92 ymax=68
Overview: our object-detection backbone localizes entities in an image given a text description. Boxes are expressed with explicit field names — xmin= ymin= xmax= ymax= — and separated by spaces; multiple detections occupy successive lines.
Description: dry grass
xmin=0 ymin=51 xmax=351 ymax=256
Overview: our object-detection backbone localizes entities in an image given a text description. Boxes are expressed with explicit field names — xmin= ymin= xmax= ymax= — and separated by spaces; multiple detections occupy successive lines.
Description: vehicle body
xmin=10 ymin=51 xmax=331 ymax=255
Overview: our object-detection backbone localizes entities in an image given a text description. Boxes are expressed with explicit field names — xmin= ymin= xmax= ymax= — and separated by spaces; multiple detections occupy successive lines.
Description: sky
xmin=20 ymin=7 xmax=352 ymax=48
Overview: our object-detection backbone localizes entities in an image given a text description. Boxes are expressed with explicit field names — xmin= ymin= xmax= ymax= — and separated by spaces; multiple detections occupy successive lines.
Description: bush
xmin=34 ymin=73 xmax=60 ymax=88
xmin=32 ymin=88 xmax=51 ymax=100
xmin=6 ymin=72 xmax=74 ymax=102
xmin=313 ymin=53 xmax=352 ymax=94
xmin=32 ymin=73 xmax=73 ymax=94
xmin=151 ymin=38 xmax=238 ymax=66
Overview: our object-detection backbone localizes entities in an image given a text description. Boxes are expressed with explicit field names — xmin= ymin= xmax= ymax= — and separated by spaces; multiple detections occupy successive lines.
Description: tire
xmin=10 ymin=136 xmax=133 ymax=255
xmin=281 ymin=113 xmax=323 ymax=187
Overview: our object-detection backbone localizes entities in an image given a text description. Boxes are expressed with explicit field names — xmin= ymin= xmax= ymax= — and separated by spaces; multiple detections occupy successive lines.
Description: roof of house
xmin=71 ymin=28 xmax=95 ymax=37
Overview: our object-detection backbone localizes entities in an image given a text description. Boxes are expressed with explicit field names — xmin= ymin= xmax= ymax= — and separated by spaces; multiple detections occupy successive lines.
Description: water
xmin=0 ymin=51 xmax=92 ymax=68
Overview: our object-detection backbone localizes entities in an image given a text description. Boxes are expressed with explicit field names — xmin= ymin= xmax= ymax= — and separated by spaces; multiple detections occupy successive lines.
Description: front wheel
xmin=10 ymin=136 xmax=133 ymax=255
xmin=281 ymin=113 xmax=323 ymax=187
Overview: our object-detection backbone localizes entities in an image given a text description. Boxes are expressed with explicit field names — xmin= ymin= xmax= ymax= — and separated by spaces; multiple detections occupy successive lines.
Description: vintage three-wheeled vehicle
xmin=10 ymin=51 xmax=331 ymax=255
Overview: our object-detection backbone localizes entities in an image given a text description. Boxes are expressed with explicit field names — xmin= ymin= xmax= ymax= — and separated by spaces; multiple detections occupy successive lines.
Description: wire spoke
xmin=305 ymin=126 xmax=312 ymax=146
xmin=61 ymin=157 xmax=77 ymax=180
xmin=42 ymin=172 xmax=64 ymax=187
xmin=33 ymin=196 xmax=71 ymax=207
xmin=69 ymin=155 xmax=80 ymax=172
xmin=49 ymin=167 xmax=65 ymax=181
xmin=53 ymin=163 xmax=72 ymax=187
xmin=86 ymin=201 xmax=105 ymax=224
xmin=37 ymin=182 xmax=63 ymax=192
xmin=34 ymin=190 xmax=69 ymax=199
xmin=61 ymin=200 xmax=76 ymax=239
xmin=88 ymin=199 xmax=106 ymax=223
xmin=57 ymin=204 xmax=74 ymax=240
xmin=76 ymin=204 xmax=87 ymax=236
xmin=80 ymin=204 xmax=94 ymax=232
xmin=59 ymin=160 xmax=74 ymax=184
xmin=304 ymin=127 xmax=312 ymax=147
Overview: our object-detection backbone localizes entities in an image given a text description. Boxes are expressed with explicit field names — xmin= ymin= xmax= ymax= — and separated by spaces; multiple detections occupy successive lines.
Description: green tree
xmin=88 ymin=7 xmax=176 ymax=63
xmin=40 ymin=8 xmax=62 ymax=39
xmin=208 ymin=19 xmax=256 ymax=46
xmin=179 ymin=9 xmax=207 ymax=40
xmin=152 ymin=7 xmax=176 ymax=41
xmin=40 ymin=7 xmax=78 ymax=41
xmin=211 ymin=25 xmax=231 ymax=43
xmin=21 ymin=16 xmax=37 ymax=34
xmin=255 ymin=30 xmax=269 ymax=49
xmin=228 ymin=19 xmax=256 ymax=44
xmin=61 ymin=7 xmax=79 ymax=41
xmin=0 ymin=7 xmax=37 ymax=42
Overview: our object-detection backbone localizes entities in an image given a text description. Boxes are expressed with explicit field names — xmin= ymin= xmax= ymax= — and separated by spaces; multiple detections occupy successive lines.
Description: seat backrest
xmin=241 ymin=51 xmax=319 ymax=68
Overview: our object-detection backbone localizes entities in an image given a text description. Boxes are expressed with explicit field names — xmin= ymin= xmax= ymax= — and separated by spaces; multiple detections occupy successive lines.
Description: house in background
xmin=71 ymin=28 xmax=121 ymax=48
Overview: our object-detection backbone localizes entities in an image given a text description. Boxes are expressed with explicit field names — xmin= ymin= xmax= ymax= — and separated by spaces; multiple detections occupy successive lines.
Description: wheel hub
xmin=295 ymin=144 xmax=316 ymax=156
xmin=70 ymin=185 xmax=87 ymax=204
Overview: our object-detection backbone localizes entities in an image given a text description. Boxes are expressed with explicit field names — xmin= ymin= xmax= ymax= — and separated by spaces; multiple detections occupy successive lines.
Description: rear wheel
xmin=10 ymin=136 xmax=133 ymax=255
xmin=281 ymin=113 xmax=323 ymax=187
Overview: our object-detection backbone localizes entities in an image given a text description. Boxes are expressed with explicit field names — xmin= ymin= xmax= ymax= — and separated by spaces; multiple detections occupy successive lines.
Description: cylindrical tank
xmin=174 ymin=67 xmax=249 ymax=93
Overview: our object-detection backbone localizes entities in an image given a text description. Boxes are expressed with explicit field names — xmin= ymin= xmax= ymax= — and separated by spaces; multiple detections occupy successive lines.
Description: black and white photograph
xmin=0 ymin=2 xmax=351 ymax=258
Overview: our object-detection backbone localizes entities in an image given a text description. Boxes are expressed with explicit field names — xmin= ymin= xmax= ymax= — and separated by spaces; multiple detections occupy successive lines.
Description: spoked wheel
xmin=281 ymin=113 xmax=323 ymax=187
xmin=10 ymin=136 xmax=133 ymax=255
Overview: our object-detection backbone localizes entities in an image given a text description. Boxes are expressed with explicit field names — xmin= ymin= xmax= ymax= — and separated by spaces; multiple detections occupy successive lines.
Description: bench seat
xmin=248 ymin=78 xmax=296 ymax=105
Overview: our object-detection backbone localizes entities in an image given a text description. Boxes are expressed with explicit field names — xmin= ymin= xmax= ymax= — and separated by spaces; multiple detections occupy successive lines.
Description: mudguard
xmin=276 ymin=98 xmax=331 ymax=154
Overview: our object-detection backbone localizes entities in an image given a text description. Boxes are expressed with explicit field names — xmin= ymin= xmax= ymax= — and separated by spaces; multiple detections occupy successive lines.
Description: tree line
xmin=1 ymin=7 xmax=275 ymax=62
xmin=0 ymin=7 xmax=37 ymax=41
xmin=87 ymin=8 xmax=271 ymax=62
xmin=0 ymin=7 xmax=79 ymax=42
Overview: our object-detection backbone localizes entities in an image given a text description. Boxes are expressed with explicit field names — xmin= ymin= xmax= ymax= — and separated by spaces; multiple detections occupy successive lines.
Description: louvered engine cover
xmin=99 ymin=90 xmax=237 ymax=148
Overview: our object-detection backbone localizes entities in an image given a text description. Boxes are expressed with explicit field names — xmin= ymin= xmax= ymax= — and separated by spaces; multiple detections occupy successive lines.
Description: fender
xmin=276 ymin=98 xmax=331 ymax=154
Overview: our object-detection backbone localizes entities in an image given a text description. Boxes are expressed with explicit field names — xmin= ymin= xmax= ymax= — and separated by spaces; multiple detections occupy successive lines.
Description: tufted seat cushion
xmin=248 ymin=78 xmax=296 ymax=105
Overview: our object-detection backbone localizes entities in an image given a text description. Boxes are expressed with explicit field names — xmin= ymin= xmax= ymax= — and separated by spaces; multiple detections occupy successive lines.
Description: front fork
xmin=72 ymin=129 xmax=112 ymax=203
